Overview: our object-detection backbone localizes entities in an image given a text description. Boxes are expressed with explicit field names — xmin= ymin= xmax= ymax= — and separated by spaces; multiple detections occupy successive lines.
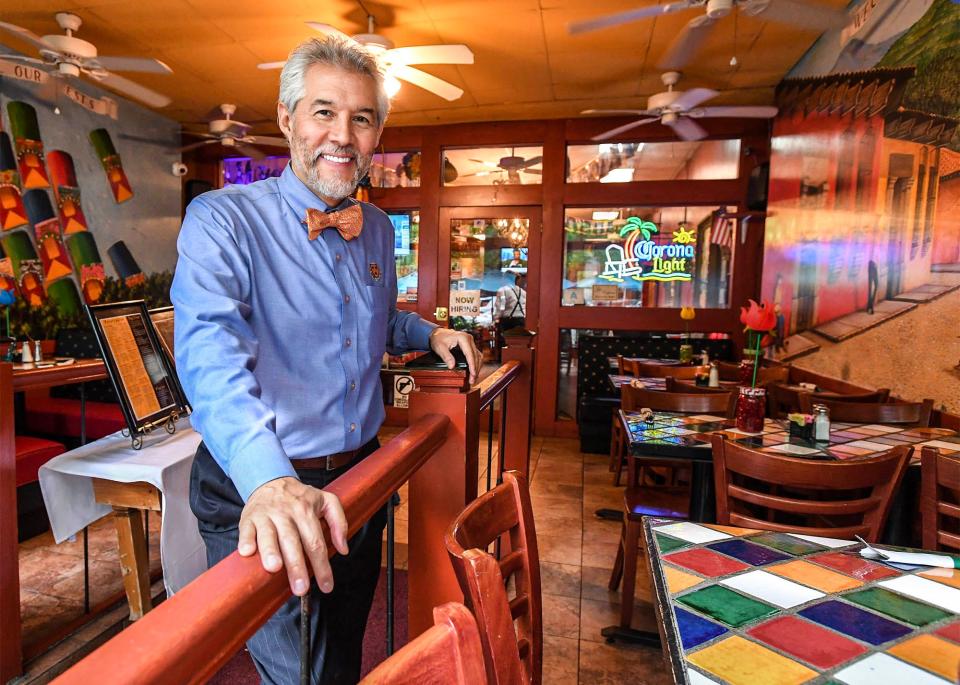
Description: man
xmin=493 ymin=272 xmax=526 ymax=331
xmin=171 ymin=37 xmax=481 ymax=684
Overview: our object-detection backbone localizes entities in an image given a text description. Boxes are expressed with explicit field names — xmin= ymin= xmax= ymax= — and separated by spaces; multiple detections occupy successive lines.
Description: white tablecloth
xmin=38 ymin=418 xmax=205 ymax=596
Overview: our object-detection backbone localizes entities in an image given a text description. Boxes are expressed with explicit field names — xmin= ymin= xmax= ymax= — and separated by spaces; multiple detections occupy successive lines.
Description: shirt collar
xmin=278 ymin=163 xmax=357 ymax=222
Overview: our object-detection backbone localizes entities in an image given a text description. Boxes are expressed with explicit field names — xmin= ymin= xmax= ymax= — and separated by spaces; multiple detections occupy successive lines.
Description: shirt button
xmin=345 ymin=338 xmax=352 ymax=347
xmin=344 ymin=294 xmax=351 ymax=304
xmin=350 ymin=381 xmax=356 ymax=391
xmin=349 ymin=423 xmax=356 ymax=432
xmin=335 ymin=254 xmax=342 ymax=262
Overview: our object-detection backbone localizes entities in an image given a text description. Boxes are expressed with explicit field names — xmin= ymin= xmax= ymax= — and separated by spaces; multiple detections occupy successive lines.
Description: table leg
xmin=689 ymin=462 xmax=716 ymax=523
xmin=112 ymin=505 xmax=152 ymax=620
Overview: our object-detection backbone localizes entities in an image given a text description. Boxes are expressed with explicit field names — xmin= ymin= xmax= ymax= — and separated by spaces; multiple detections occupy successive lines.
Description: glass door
xmin=437 ymin=206 xmax=541 ymax=362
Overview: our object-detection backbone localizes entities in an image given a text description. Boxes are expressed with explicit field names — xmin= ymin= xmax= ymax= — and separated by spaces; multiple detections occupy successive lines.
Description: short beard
xmin=289 ymin=130 xmax=371 ymax=204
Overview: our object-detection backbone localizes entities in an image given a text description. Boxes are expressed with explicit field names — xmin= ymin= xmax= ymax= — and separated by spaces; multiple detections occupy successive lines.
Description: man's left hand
xmin=429 ymin=327 xmax=483 ymax=384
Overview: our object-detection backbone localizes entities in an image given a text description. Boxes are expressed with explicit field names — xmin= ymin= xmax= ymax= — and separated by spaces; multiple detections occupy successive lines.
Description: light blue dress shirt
xmin=171 ymin=165 xmax=435 ymax=501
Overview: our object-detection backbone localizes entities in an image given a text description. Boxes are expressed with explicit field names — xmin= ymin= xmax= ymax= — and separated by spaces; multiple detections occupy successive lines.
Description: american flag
xmin=711 ymin=211 xmax=733 ymax=249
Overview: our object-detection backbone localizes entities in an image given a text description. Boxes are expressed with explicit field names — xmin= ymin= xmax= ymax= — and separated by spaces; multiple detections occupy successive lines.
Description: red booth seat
xmin=16 ymin=436 xmax=66 ymax=487
xmin=25 ymin=397 xmax=127 ymax=442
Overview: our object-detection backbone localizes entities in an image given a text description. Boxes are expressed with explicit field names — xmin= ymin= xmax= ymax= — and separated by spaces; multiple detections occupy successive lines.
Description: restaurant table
xmin=620 ymin=411 xmax=960 ymax=525
xmin=608 ymin=374 xmax=740 ymax=392
xmin=607 ymin=356 xmax=681 ymax=371
xmin=642 ymin=516 xmax=960 ymax=684
xmin=38 ymin=418 xmax=205 ymax=619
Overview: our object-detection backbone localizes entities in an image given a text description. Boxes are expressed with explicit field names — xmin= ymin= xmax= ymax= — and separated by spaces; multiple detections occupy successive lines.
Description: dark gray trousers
xmin=190 ymin=440 xmax=387 ymax=685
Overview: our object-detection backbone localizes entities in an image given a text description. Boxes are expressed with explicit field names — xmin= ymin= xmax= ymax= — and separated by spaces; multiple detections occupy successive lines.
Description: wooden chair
xmin=359 ymin=603 xmax=487 ymax=685
xmin=609 ymin=385 xmax=736 ymax=485
xmin=664 ymin=376 xmax=729 ymax=394
xmin=920 ymin=447 xmax=960 ymax=552
xmin=806 ymin=388 xmax=891 ymax=403
xmin=616 ymin=354 xmax=642 ymax=377
xmin=711 ymin=435 xmax=912 ymax=541
xmin=609 ymin=356 xmax=640 ymax=475
xmin=798 ymin=395 xmax=933 ymax=426
xmin=635 ymin=362 xmax=699 ymax=379
xmin=716 ymin=361 xmax=790 ymax=385
xmin=445 ymin=471 xmax=540 ymax=685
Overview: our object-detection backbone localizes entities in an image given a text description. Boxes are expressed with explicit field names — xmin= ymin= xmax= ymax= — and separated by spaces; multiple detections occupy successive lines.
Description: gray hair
xmin=279 ymin=37 xmax=390 ymax=127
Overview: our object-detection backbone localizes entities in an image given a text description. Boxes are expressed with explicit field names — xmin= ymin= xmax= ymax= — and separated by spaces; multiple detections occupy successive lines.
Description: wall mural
xmin=762 ymin=0 xmax=960 ymax=410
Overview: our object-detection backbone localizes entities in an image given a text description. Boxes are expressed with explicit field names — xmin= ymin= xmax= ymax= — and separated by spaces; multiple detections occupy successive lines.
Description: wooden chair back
xmin=445 ymin=471 xmax=541 ymax=685
xmin=920 ymin=447 xmax=960 ymax=552
xmin=807 ymin=389 xmax=891 ymax=404
xmin=711 ymin=435 xmax=912 ymax=542
xmin=622 ymin=385 xmax=735 ymax=418
xmin=635 ymin=362 xmax=699 ymax=379
xmin=711 ymin=361 xmax=790 ymax=385
xmin=798 ymin=396 xmax=933 ymax=426
xmin=767 ymin=383 xmax=803 ymax=418
xmin=617 ymin=355 xmax=642 ymax=377
xmin=664 ymin=376 xmax=729 ymax=394
xmin=359 ymin=603 xmax=487 ymax=685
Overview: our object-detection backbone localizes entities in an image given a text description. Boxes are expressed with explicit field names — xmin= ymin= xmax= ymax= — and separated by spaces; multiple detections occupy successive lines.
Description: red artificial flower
xmin=740 ymin=299 xmax=777 ymax=332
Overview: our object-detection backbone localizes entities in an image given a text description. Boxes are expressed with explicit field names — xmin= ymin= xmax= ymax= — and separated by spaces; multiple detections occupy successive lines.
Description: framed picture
xmin=86 ymin=300 xmax=189 ymax=446
xmin=148 ymin=305 xmax=176 ymax=366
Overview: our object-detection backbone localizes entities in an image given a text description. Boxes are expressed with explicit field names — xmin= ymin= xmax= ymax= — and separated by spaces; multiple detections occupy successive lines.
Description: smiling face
xmin=278 ymin=63 xmax=382 ymax=207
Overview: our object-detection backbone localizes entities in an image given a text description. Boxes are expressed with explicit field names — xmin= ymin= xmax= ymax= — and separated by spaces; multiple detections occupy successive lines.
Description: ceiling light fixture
xmin=592 ymin=210 xmax=619 ymax=221
xmin=599 ymin=168 xmax=634 ymax=183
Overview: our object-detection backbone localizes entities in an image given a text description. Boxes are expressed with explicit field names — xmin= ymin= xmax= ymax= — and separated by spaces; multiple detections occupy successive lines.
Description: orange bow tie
xmin=305 ymin=204 xmax=363 ymax=241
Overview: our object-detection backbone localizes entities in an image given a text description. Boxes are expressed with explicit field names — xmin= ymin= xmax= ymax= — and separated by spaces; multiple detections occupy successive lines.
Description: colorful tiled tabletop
xmin=621 ymin=412 xmax=960 ymax=463
xmin=609 ymin=374 xmax=668 ymax=391
xmin=607 ymin=356 xmax=681 ymax=370
xmin=644 ymin=517 xmax=960 ymax=684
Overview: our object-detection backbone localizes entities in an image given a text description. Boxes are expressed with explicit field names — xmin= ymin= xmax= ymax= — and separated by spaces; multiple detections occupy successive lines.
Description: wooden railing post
xmin=501 ymin=332 xmax=536 ymax=479
xmin=406 ymin=369 xmax=479 ymax=638
xmin=0 ymin=362 xmax=20 ymax=683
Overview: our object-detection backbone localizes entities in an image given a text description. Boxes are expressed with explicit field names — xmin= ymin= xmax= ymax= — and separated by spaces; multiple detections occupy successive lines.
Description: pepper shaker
xmin=34 ymin=339 xmax=42 ymax=363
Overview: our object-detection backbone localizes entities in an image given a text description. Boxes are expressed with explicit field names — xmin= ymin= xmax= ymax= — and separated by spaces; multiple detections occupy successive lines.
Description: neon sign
xmin=600 ymin=217 xmax=695 ymax=283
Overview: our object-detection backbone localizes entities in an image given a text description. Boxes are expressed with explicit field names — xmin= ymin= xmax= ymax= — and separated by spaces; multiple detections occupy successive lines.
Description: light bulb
xmin=729 ymin=55 xmax=738 ymax=67
xmin=384 ymin=74 xmax=402 ymax=98
xmin=53 ymin=106 xmax=61 ymax=115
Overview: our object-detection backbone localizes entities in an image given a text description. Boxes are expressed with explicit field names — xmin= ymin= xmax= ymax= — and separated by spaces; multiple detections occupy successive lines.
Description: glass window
xmin=221 ymin=156 xmax=288 ymax=186
xmin=371 ymin=151 xmax=421 ymax=188
xmin=442 ymin=146 xmax=543 ymax=186
xmin=389 ymin=211 xmax=419 ymax=302
xmin=562 ymin=206 xmax=733 ymax=309
xmin=566 ymin=140 xmax=740 ymax=183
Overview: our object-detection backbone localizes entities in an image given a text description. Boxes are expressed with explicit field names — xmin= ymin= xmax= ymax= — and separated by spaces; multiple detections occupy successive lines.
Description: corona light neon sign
xmin=600 ymin=217 xmax=695 ymax=283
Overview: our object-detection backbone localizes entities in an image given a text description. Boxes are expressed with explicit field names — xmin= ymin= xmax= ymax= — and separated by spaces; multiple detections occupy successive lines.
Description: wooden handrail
xmin=53 ymin=413 xmax=450 ymax=685
xmin=477 ymin=360 xmax=520 ymax=412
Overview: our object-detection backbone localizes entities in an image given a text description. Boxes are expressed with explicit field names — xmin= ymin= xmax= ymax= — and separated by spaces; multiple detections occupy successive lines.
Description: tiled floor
xmin=19 ymin=429 xmax=668 ymax=684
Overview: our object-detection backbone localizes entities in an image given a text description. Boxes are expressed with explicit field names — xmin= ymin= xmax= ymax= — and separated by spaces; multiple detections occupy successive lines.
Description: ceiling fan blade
xmin=391 ymin=65 xmax=463 ymax=101
xmin=306 ymin=23 xmax=355 ymax=41
xmin=672 ymin=87 xmax=719 ymax=112
xmin=569 ymin=0 xmax=695 ymax=35
xmin=591 ymin=117 xmax=660 ymax=142
xmin=522 ymin=169 xmax=542 ymax=175
xmin=522 ymin=156 xmax=542 ymax=168
xmin=257 ymin=61 xmax=286 ymax=70
xmin=177 ymin=140 xmax=218 ymax=153
xmin=233 ymin=142 xmax=266 ymax=161
xmin=581 ymin=109 xmax=657 ymax=116
xmin=694 ymin=105 xmax=779 ymax=118
xmin=0 ymin=54 xmax=47 ymax=65
xmin=95 ymin=71 xmax=171 ymax=107
xmin=182 ymin=131 xmax=220 ymax=140
xmin=0 ymin=22 xmax=55 ymax=53
xmin=658 ymin=15 xmax=717 ymax=71
xmin=748 ymin=0 xmax=847 ymax=31
xmin=469 ymin=158 xmax=500 ymax=168
xmin=246 ymin=135 xmax=288 ymax=147
xmin=668 ymin=117 xmax=708 ymax=141
xmin=385 ymin=44 xmax=474 ymax=66
xmin=89 ymin=56 xmax=172 ymax=74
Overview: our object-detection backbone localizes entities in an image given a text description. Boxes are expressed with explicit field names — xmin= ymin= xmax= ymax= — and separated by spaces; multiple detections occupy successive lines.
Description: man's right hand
xmin=238 ymin=477 xmax=349 ymax=596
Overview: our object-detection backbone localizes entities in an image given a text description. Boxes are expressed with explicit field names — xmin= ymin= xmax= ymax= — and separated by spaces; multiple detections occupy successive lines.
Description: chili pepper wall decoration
xmin=89 ymin=128 xmax=133 ymax=203
xmin=47 ymin=150 xmax=90 ymax=234
xmin=6 ymin=101 xmax=50 ymax=189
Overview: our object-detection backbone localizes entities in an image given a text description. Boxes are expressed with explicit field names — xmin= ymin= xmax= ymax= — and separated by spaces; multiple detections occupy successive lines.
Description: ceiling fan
xmin=258 ymin=15 xmax=473 ymax=101
xmin=582 ymin=71 xmax=777 ymax=141
xmin=462 ymin=150 xmax=543 ymax=184
xmin=177 ymin=104 xmax=288 ymax=160
xmin=569 ymin=0 xmax=846 ymax=71
xmin=0 ymin=12 xmax=172 ymax=108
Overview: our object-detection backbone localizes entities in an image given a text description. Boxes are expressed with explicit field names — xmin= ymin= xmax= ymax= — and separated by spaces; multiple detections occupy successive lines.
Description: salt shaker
xmin=813 ymin=403 xmax=831 ymax=442
xmin=708 ymin=362 xmax=720 ymax=388
xmin=21 ymin=341 xmax=33 ymax=364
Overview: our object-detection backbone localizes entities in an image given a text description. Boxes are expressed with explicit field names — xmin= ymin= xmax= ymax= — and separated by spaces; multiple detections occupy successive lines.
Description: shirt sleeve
xmin=171 ymin=197 xmax=297 ymax=502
